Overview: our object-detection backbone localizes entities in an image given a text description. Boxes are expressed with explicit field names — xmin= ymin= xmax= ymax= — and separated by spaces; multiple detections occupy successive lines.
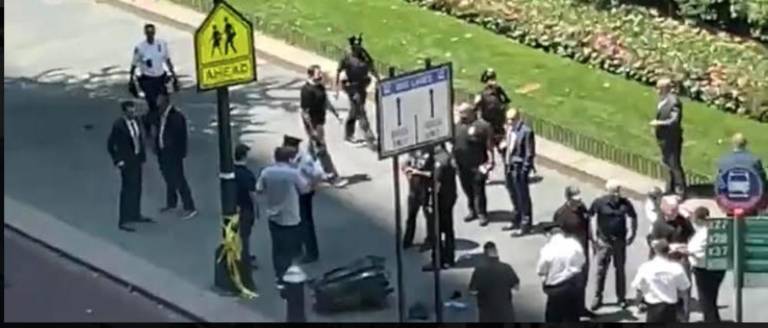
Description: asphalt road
xmin=3 ymin=228 xmax=191 ymax=323
xmin=4 ymin=0 xmax=765 ymax=322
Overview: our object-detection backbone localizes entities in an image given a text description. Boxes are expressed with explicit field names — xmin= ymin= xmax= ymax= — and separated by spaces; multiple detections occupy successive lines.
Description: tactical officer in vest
xmin=453 ymin=103 xmax=495 ymax=226
xmin=335 ymin=34 xmax=379 ymax=150
xmin=649 ymin=78 xmax=686 ymax=198
xmin=425 ymin=143 xmax=458 ymax=269
xmin=474 ymin=68 xmax=510 ymax=154
xmin=402 ymin=147 xmax=436 ymax=252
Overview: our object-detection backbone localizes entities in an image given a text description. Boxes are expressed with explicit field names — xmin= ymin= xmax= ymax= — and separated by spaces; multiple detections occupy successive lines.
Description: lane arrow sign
xmin=429 ymin=89 xmax=435 ymax=118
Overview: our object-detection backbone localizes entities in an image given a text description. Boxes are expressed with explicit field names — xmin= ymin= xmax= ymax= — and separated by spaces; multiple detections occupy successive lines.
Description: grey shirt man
xmin=256 ymin=162 xmax=310 ymax=226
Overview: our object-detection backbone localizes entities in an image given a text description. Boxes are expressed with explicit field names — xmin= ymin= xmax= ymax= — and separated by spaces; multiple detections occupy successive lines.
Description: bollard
xmin=281 ymin=263 xmax=307 ymax=322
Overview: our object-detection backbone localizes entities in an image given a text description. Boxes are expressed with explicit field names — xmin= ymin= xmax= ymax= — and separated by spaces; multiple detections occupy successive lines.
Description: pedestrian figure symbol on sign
xmin=210 ymin=24 xmax=223 ymax=57
xmin=224 ymin=17 xmax=237 ymax=55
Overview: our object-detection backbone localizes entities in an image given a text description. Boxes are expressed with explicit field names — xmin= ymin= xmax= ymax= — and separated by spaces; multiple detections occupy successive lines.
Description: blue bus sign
xmin=715 ymin=166 xmax=765 ymax=213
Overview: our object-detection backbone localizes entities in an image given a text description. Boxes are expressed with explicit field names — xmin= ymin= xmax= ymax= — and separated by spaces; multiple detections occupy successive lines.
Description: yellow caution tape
xmin=217 ymin=213 xmax=259 ymax=299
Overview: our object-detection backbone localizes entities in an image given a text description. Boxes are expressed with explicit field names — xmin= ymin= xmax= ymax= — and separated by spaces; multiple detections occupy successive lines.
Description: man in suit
xmin=156 ymin=94 xmax=197 ymax=220
xmin=650 ymin=78 xmax=686 ymax=198
xmin=716 ymin=133 xmax=768 ymax=214
xmin=107 ymin=100 xmax=152 ymax=232
xmin=501 ymin=108 xmax=536 ymax=236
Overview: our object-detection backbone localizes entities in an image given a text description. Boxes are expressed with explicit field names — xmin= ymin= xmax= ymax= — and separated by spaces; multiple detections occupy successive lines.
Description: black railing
xmin=173 ymin=0 xmax=713 ymax=186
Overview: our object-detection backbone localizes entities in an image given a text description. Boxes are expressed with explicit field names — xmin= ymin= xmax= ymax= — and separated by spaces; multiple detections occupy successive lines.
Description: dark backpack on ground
xmin=310 ymin=255 xmax=393 ymax=313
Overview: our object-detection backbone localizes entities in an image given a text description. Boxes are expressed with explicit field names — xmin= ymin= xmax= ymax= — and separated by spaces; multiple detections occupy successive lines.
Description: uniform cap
xmin=283 ymin=135 xmax=302 ymax=147
xmin=565 ymin=185 xmax=581 ymax=200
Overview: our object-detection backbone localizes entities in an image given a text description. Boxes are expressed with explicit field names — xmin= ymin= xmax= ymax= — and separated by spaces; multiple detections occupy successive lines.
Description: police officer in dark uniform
xmin=474 ymin=68 xmax=510 ymax=154
xmin=402 ymin=148 xmax=435 ymax=251
xmin=453 ymin=103 xmax=495 ymax=226
xmin=335 ymin=34 xmax=379 ymax=149
xmin=650 ymin=78 xmax=686 ymax=198
xmin=234 ymin=143 xmax=259 ymax=268
xmin=422 ymin=144 xmax=458 ymax=270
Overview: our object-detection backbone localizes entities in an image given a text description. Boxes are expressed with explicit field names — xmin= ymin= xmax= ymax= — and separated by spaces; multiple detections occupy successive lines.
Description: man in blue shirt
xmin=234 ymin=143 xmax=259 ymax=268
xmin=716 ymin=133 xmax=767 ymax=214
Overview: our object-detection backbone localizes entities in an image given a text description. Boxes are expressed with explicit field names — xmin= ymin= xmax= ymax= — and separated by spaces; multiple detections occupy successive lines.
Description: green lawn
xmin=177 ymin=0 xmax=767 ymax=177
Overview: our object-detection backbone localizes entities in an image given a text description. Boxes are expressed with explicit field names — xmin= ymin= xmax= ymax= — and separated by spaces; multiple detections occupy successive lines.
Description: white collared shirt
xmin=687 ymin=223 xmax=708 ymax=268
xmin=125 ymin=118 xmax=141 ymax=155
xmin=132 ymin=39 xmax=170 ymax=77
xmin=644 ymin=199 xmax=660 ymax=233
xmin=292 ymin=149 xmax=324 ymax=193
xmin=159 ymin=106 xmax=171 ymax=149
xmin=537 ymin=233 xmax=586 ymax=286
xmin=631 ymin=256 xmax=691 ymax=304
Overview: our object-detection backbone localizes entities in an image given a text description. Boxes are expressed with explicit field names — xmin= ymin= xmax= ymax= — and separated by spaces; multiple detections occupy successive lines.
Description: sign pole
xmin=733 ymin=208 xmax=745 ymax=323
xmin=387 ymin=66 xmax=406 ymax=323
xmin=423 ymin=58 xmax=443 ymax=323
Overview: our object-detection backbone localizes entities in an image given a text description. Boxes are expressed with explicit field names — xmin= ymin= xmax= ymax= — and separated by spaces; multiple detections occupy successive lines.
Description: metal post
xmin=389 ymin=66 xmax=406 ymax=323
xmin=424 ymin=58 xmax=443 ymax=323
xmin=733 ymin=208 xmax=744 ymax=323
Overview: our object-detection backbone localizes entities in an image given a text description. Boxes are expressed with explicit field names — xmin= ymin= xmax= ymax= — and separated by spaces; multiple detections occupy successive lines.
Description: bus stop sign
xmin=715 ymin=166 xmax=765 ymax=214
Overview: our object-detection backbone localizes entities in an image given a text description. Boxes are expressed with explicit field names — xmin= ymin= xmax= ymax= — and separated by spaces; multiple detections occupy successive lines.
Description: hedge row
xmin=404 ymin=0 xmax=768 ymax=122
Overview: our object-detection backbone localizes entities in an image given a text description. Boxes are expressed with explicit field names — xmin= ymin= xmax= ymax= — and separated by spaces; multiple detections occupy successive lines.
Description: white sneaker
xmin=181 ymin=210 xmax=198 ymax=220
xmin=332 ymin=178 xmax=349 ymax=188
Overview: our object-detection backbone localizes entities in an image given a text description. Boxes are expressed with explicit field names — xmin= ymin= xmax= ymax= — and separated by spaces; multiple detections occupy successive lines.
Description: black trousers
xmin=403 ymin=186 xmax=434 ymax=247
xmin=343 ymin=85 xmax=375 ymax=143
xmin=544 ymin=274 xmax=582 ymax=322
xmin=269 ymin=221 xmax=302 ymax=282
xmin=303 ymin=121 xmax=339 ymax=178
xmin=299 ymin=192 xmax=319 ymax=259
xmin=431 ymin=197 xmax=456 ymax=265
xmin=119 ymin=162 xmax=143 ymax=226
xmin=578 ymin=241 xmax=590 ymax=312
xmin=505 ymin=164 xmax=532 ymax=230
xmin=239 ymin=208 xmax=255 ymax=263
xmin=594 ymin=238 xmax=627 ymax=302
xmin=693 ymin=267 xmax=725 ymax=322
xmin=657 ymin=136 xmax=686 ymax=195
xmin=158 ymin=152 xmax=195 ymax=211
xmin=457 ymin=165 xmax=487 ymax=218
xmin=646 ymin=302 xmax=679 ymax=323
xmin=137 ymin=74 xmax=167 ymax=131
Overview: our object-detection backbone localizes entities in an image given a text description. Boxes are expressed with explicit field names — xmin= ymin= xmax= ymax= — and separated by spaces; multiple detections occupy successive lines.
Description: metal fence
xmin=174 ymin=0 xmax=713 ymax=186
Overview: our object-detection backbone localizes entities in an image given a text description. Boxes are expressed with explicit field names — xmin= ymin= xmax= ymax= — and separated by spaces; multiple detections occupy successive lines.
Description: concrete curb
xmin=4 ymin=196 xmax=272 ymax=323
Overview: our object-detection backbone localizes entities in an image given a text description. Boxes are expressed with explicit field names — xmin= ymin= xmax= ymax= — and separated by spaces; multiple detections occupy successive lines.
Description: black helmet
xmin=348 ymin=34 xmax=363 ymax=47
xmin=480 ymin=68 xmax=496 ymax=83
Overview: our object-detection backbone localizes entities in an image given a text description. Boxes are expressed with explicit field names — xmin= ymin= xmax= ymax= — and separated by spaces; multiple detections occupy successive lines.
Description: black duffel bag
xmin=310 ymin=255 xmax=393 ymax=313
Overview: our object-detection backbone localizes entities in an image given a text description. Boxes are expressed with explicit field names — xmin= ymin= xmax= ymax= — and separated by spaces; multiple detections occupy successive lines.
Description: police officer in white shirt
xmin=537 ymin=223 xmax=586 ymax=322
xmin=129 ymin=23 xmax=179 ymax=134
xmin=631 ymin=239 xmax=691 ymax=323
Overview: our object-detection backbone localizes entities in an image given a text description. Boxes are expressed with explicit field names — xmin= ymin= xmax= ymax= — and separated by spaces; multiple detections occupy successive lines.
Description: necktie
xmin=128 ymin=119 xmax=140 ymax=155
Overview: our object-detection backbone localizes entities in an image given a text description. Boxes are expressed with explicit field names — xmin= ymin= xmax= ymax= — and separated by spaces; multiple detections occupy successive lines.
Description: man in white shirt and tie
xmin=107 ymin=100 xmax=152 ymax=232
xmin=631 ymin=239 xmax=691 ymax=323
xmin=537 ymin=223 xmax=587 ymax=322
xmin=129 ymin=23 xmax=179 ymax=134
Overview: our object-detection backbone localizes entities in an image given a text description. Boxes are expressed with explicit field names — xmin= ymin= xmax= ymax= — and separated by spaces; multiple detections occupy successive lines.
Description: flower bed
xmin=405 ymin=0 xmax=768 ymax=122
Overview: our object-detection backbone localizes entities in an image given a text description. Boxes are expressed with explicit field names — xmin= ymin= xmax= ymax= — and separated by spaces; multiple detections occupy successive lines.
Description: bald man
xmin=501 ymin=108 xmax=536 ymax=236
xmin=650 ymin=78 xmax=686 ymax=197
xmin=588 ymin=180 xmax=638 ymax=311
xmin=716 ymin=133 xmax=767 ymax=214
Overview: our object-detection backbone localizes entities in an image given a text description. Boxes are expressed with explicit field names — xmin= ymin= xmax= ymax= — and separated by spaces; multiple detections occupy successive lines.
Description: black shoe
xmin=510 ymin=229 xmax=529 ymax=237
xmin=590 ymin=298 xmax=603 ymax=311
xmin=418 ymin=243 xmax=432 ymax=253
xmin=118 ymin=225 xmax=136 ymax=232
xmin=403 ymin=242 xmax=414 ymax=250
xmin=135 ymin=216 xmax=155 ymax=223
xmin=463 ymin=214 xmax=477 ymax=223
xmin=618 ymin=300 xmax=629 ymax=309
xmin=478 ymin=216 xmax=490 ymax=227
xmin=502 ymin=224 xmax=518 ymax=231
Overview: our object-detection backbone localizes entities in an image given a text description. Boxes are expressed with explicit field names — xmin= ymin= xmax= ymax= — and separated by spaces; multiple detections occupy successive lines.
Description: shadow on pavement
xmin=3 ymin=66 xmax=542 ymax=322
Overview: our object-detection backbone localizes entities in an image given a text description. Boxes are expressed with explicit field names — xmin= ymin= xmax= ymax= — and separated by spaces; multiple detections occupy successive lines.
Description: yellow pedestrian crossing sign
xmin=194 ymin=1 xmax=257 ymax=91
